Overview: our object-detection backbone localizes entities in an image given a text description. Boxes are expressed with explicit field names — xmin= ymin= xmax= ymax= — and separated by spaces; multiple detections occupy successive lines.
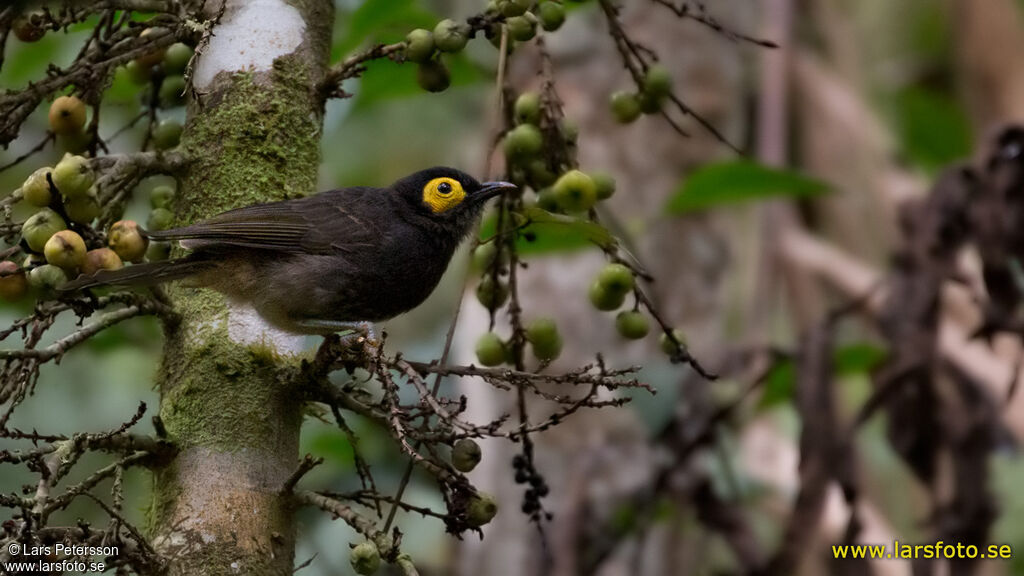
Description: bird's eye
xmin=422 ymin=177 xmax=466 ymax=213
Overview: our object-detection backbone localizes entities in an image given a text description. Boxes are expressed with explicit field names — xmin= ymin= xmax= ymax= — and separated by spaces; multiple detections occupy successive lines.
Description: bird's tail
xmin=59 ymin=257 xmax=214 ymax=292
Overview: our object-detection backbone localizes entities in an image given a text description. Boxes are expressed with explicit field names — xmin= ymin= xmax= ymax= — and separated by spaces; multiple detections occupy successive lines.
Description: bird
xmin=61 ymin=167 xmax=516 ymax=334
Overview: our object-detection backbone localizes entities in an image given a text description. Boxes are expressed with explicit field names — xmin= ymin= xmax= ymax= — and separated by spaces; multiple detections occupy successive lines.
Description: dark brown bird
xmin=61 ymin=167 xmax=515 ymax=334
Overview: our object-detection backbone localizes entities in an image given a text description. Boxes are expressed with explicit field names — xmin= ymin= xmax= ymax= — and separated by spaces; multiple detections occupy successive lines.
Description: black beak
xmin=474 ymin=181 xmax=517 ymax=203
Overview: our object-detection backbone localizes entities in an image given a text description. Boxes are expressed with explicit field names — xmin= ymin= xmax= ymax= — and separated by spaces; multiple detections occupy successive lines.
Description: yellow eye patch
xmin=422 ymin=177 xmax=466 ymax=213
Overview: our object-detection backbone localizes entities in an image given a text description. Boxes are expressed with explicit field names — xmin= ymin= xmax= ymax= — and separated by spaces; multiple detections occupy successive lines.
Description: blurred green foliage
xmin=667 ymin=161 xmax=829 ymax=214
xmin=759 ymin=343 xmax=887 ymax=410
xmin=894 ymin=87 xmax=973 ymax=172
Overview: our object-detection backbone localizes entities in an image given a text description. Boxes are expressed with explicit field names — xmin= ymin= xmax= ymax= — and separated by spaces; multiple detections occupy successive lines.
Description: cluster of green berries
xmin=586 ymin=263 xmax=651 ymax=340
xmin=33 ymin=30 xmax=190 ymax=153
xmin=122 ymin=32 xmax=193 ymax=150
xmin=406 ymin=2 xmax=567 ymax=93
xmin=503 ymin=91 xmax=615 ymax=213
xmin=404 ymin=20 xmax=466 ymax=93
xmin=587 ymin=262 xmax=688 ymax=354
xmin=475 ymin=316 xmax=563 ymax=367
xmin=485 ymin=0 xmax=565 ymax=44
xmin=609 ymin=64 xmax=673 ymax=123
xmin=0 ymin=164 xmax=176 ymax=302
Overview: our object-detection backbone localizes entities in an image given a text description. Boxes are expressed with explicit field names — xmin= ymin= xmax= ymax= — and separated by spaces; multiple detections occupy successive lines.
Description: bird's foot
xmin=339 ymin=321 xmax=380 ymax=354
xmin=299 ymin=320 xmax=380 ymax=355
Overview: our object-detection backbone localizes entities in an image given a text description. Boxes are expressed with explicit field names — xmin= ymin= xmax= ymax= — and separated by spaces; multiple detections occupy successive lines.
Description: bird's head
xmin=391 ymin=167 xmax=516 ymax=234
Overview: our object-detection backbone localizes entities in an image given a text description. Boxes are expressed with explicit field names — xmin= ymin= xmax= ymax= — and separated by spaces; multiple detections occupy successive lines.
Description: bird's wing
xmin=147 ymin=188 xmax=383 ymax=254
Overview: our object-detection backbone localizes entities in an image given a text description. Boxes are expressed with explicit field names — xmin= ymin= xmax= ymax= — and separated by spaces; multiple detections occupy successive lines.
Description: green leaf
xmin=894 ymin=87 xmax=972 ymax=171
xmin=758 ymin=343 xmax=887 ymax=409
xmin=666 ymin=160 xmax=829 ymax=214
xmin=479 ymin=206 xmax=616 ymax=256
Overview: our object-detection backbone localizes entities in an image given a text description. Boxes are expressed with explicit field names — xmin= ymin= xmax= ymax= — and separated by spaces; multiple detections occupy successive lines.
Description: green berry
xmin=150 ymin=185 xmax=176 ymax=209
xmin=64 ymin=191 xmax=100 ymax=224
xmin=416 ymin=59 xmax=451 ymax=92
xmin=152 ymin=119 xmax=182 ymax=150
xmin=466 ymin=492 xmax=499 ymax=527
xmin=44 ymin=230 xmax=86 ymax=270
xmin=592 ymin=172 xmax=616 ymax=200
xmin=48 ymin=96 xmax=87 ymax=137
xmin=434 ymin=19 xmax=469 ymax=53
xmin=538 ymin=2 xmax=566 ymax=31
xmin=405 ymin=29 xmax=435 ymax=63
xmin=588 ymin=280 xmax=624 ymax=311
xmin=452 ymin=438 xmax=483 ymax=472
xmin=642 ymin=64 xmax=672 ymax=99
xmin=514 ymin=92 xmax=542 ymax=125
xmin=159 ymin=75 xmax=187 ymax=108
xmin=500 ymin=0 xmax=530 ymax=17
xmin=552 ymin=169 xmax=596 ymax=212
xmin=146 ymin=241 xmax=171 ymax=262
xmin=21 ymin=209 xmax=67 ymax=253
xmin=597 ymin=263 xmax=634 ymax=296
xmin=610 ymin=91 xmax=641 ymax=123
xmin=147 ymin=208 xmax=174 ymax=231
xmin=615 ymin=311 xmax=649 ymax=339
xmin=28 ymin=264 xmax=67 ymax=292
xmin=125 ymin=60 xmax=152 ymax=85
xmin=536 ymin=187 xmax=560 ymax=212
xmin=144 ymin=238 xmax=169 ymax=261
xmin=475 ymin=332 xmax=507 ymax=367
xmin=527 ymin=159 xmax=557 ymax=188
xmin=22 ymin=167 xmax=53 ymax=208
xmin=506 ymin=15 xmax=536 ymax=42
xmin=349 ymin=541 xmax=381 ymax=576
xmin=526 ymin=317 xmax=562 ymax=361
xmin=473 ymin=242 xmax=504 ymax=270
xmin=476 ymin=275 xmax=509 ymax=309
xmin=52 ymin=154 xmax=93 ymax=199
xmin=503 ymin=124 xmax=543 ymax=160
xmin=163 ymin=43 xmax=193 ymax=75
xmin=659 ymin=328 xmax=687 ymax=355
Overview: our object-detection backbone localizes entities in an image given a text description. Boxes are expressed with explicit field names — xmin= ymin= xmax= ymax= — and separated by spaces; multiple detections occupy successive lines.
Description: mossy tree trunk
xmin=148 ymin=1 xmax=333 ymax=574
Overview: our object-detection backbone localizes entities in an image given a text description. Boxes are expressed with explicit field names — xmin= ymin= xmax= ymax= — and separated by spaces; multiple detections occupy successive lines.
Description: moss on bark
xmin=148 ymin=1 xmax=333 ymax=574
